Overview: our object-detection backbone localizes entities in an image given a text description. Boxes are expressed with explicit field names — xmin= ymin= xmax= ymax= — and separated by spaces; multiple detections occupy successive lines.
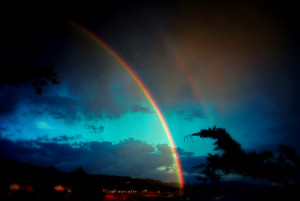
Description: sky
xmin=0 ymin=1 xmax=299 ymax=185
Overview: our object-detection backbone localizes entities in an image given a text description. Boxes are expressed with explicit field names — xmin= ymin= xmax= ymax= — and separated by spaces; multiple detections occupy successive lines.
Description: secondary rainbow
xmin=145 ymin=17 xmax=215 ymax=124
xmin=65 ymin=17 xmax=184 ymax=189
xmin=154 ymin=28 xmax=215 ymax=124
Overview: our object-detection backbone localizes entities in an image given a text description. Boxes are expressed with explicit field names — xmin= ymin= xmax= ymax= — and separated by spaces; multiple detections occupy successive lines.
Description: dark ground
xmin=0 ymin=158 xmax=297 ymax=201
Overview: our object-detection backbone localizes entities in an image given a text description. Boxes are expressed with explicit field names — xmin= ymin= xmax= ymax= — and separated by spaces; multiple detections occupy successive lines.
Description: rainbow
xmin=148 ymin=20 xmax=215 ymax=124
xmin=65 ymin=17 xmax=184 ymax=189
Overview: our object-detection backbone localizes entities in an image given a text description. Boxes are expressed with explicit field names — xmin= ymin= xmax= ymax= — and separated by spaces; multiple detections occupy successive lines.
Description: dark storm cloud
xmin=0 ymin=127 xmax=7 ymax=133
xmin=44 ymin=108 xmax=68 ymax=120
xmin=51 ymin=135 xmax=82 ymax=143
xmin=85 ymin=124 xmax=104 ymax=134
xmin=0 ymin=132 xmax=207 ymax=182
xmin=130 ymin=104 xmax=154 ymax=113
xmin=0 ymin=11 xmax=124 ymax=120
xmin=0 ymin=73 xmax=106 ymax=124
xmin=32 ymin=135 xmax=82 ymax=144
xmin=178 ymin=108 xmax=205 ymax=121
xmin=0 ymin=87 xmax=19 ymax=117
xmin=175 ymin=147 xmax=194 ymax=158
xmin=0 ymin=136 xmax=198 ymax=181
xmin=0 ymin=85 xmax=83 ymax=122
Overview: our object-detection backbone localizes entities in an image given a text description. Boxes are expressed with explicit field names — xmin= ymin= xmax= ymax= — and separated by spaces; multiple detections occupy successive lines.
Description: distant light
xmin=54 ymin=185 xmax=65 ymax=191
xmin=10 ymin=183 xmax=20 ymax=191
xmin=25 ymin=185 xmax=34 ymax=192
xmin=105 ymin=194 xmax=115 ymax=200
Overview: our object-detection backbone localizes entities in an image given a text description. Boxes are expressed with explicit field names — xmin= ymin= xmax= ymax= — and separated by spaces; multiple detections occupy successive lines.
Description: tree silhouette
xmin=185 ymin=126 xmax=300 ymax=186
xmin=0 ymin=46 xmax=60 ymax=94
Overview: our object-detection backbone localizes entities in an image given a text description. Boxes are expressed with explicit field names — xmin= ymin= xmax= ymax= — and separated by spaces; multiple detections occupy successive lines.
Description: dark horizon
xmin=1 ymin=156 xmax=297 ymax=201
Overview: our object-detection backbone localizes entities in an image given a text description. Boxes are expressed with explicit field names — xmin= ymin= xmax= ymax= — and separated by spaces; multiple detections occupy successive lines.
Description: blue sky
xmin=1 ymin=1 xmax=299 ymax=185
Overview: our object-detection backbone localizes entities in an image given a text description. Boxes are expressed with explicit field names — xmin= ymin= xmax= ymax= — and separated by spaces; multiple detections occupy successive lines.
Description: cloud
xmin=175 ymin=147 xmax=194 ymax=157
xmin=0 ymin=87 xmax=19 ymax=117
xmin=0 ymin=136 xmax=191 ymax=182
xmin=40 ymin=135 xmax=82 ymax=143
xmin=178 ymin=108 xmax=205 ymax=121
xmin=130 ymin=104 xmax=153 ymax=114
xmin=0 ymin=126 xmax=7 ymax=133
xmin=0 ymin=130 xmax=219 ymax=184
xmin=85 ymin=124 xmax=104 ymax=134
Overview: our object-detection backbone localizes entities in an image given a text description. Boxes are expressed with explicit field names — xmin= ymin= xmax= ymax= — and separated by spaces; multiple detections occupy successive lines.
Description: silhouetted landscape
xmin=1 ymin=155 xmax=298 ymax=201
xmin=0 ymin=157 xmax=181 ymax=201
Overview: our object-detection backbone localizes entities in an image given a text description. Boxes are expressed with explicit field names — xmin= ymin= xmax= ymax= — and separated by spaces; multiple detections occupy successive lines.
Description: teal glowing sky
xmin=1 ymin=1 xmax=299 ymax=184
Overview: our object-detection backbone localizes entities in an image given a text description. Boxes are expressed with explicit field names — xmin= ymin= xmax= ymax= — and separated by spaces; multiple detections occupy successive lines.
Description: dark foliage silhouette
xmin=185 ymin=126 xmax=300 ymax=186
xmin=0 ymin=47 xmax=60 ymax=94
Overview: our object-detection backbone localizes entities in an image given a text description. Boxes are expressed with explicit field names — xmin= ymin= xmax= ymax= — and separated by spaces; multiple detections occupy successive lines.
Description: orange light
xmin=10 ymin=183 xmax=20 ymax=191
xmin=25 ymin=185 xmax=34 ymax=192
xmin=54 ymin=185 xmax=65 ymax=191
xmin=105 ymin=194 xmax=116 ymax=200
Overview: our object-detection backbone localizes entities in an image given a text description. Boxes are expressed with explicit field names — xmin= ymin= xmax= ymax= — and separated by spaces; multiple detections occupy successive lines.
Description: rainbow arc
xmin=66 ymin=17 xmax=184 ymax=189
